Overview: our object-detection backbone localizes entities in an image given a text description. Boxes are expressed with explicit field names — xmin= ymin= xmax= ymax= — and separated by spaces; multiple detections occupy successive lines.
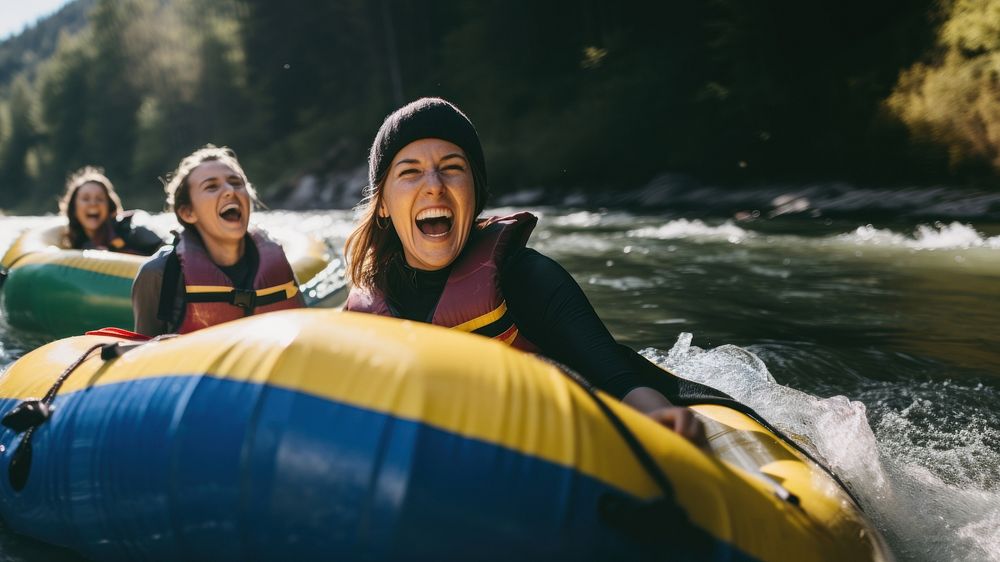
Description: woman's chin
xmin=199 ymin=223 xmax=247 ymax=243
xmin=403 ymin=226 xmax=471 ymax=270
xmin=406 ymin=248 xmax=460 ymax=271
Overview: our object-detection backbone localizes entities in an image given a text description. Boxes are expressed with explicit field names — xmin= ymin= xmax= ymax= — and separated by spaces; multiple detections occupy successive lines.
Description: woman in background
xmin=59 ymin=166 xmax=165 ymax=255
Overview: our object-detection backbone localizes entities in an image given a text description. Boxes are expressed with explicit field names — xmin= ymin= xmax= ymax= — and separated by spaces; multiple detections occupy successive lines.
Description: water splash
xmin=840 ymin=222 xmax=1000 ymax=250
xmin=645 ymin=334 xmax=887 ymax=487
xmin=622 ymin=217 xmax=1000 ymax=254
xmin=875 ymin=406 xmax=1000 ymax=562
xmin=627 ymin=218 xmax=752 ymax=243
xmin=258 ymin=210 xmax=357 ymax=244
xmin=0 ymin=216 xmax=58 ymax=254
xmin=643 ymin=334 xmax=1000 ymax=562
xmin=552 ymin=211 xmax=605 ymax=228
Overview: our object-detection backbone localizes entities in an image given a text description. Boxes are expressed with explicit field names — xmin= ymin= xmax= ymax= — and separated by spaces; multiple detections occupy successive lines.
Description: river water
xmin=0 ymin=204 xmax=997 ymax=561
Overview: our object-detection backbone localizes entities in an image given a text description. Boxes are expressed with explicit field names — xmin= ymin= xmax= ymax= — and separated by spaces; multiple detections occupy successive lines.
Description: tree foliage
xmin=0 ymin=0 xmax=995 ymax=213
xmin=888 ymin=0 xmax=1000 ymax=176
xmin=0 ymin=77 xmax=39 ymax=204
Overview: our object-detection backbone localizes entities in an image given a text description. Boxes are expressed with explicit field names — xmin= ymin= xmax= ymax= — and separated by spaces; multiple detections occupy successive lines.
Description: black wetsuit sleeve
xmin=501 ymin=248 xmax=643 ymax=399
xmin=125 ymin=225 xmax=167 ymax=256
xmin=115 ymin=213 xmax=167 ymax=256
xmin=132 ymin=250 xmax=171 ymax=336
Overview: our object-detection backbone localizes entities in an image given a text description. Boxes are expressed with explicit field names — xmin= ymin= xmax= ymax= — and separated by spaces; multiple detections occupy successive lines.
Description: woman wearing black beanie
xmin=344 ymin=97 xmax=704 ymax=445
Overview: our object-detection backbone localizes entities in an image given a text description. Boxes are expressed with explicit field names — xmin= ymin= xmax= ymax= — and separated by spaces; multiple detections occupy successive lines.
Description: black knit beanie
xmin=368 ymin=98 xmax=488 ymax=212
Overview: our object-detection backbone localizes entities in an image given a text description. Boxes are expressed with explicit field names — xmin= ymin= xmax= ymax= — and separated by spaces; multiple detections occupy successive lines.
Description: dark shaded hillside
xmin=0 ymin=0 xmax=997 ymax=214
xmin=0 ymin=0 xmax=95 ymax=95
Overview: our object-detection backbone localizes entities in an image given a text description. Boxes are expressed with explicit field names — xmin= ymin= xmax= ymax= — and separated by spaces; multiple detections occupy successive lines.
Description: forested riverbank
xmin=1 ymin=0 xmax=1000 ymax=214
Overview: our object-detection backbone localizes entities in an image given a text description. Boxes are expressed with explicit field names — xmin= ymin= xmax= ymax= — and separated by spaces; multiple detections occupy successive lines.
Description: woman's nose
xmin=423 ymin=171 xmax=444 ymax=195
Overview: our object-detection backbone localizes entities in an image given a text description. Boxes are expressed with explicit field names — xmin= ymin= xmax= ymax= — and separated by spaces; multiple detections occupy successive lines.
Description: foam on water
xmin=534 ymin=232 xmax=619 ymax=255
xmin=623 ymin=217 xmax=1000 ymax=254
xmin=643 ymin=334 xmax=1000 ymax=562
xmin=552 ymin=210 xmax=605 ymax=228
xmin=875 ymin=419 xmax=1000 ymax=561
xmin=586 ymin=275 xmax=662 ymax=291
xmin=840 ymin=222 xmax=1000 ymax=250
xmin=627 ymin=218 xmax=753 ymax=243
xmin=258 ymin=209 xmax=357 ymax=243
xmin=0 ymin=215 xmax=58 ymax=251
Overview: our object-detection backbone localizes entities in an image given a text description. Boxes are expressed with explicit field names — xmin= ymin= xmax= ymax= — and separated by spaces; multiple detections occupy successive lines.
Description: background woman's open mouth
xmin=220 ymin=205 xmax=242 ymax=223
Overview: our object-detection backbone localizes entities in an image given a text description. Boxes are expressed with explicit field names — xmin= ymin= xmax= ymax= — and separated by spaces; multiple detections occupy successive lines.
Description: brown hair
xmin=163 ymin=144 xmax=260 ymax=226
xmin=344 ymin=162 xmax=488 ymax=302
xmin=59 ymin=166 xmax=123 ymax=249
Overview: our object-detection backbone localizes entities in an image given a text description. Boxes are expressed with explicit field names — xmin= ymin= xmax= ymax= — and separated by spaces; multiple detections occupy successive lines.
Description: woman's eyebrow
xmin=440 ymin=153 xmax=467 ymax=162
xmin=394 ymin=158 xmax=420 ymax=168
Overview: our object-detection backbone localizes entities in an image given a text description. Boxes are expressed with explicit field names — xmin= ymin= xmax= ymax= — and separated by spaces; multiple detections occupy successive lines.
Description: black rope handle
xmin=549 ymin=361 xmax=677 ymax=499
xmin=1 ymin=334 xmax=177 ymax=491
xmin=2 ymin=343 xmax=105 ymax=491
xmin=538 ymin=358 xmax=715 ymax=552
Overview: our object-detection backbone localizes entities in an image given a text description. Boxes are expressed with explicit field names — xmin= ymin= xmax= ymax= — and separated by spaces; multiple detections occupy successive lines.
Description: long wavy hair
xmin=162 ymin=144 xmax=260 ymax=228
xmin=344 ymin=162 xmax=488 ymax=302
xmin=59 ymin=166 xmax=123 ymax=249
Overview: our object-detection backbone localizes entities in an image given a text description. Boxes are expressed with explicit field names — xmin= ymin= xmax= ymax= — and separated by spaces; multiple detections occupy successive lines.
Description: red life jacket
xmin=346 ymin=212 xmax=539 ymax=352
xmin=175 ymin=228 xmax=304 ymax=334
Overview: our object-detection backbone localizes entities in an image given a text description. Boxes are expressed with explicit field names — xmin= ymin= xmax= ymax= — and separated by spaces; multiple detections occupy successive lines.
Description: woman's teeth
xmin=219 ymin=203 xmax=242 ymax=222
xmin=415 ymin=208 xmax=454 ymax=237
xmin=415 ymin=208 xmax=453 ymax=221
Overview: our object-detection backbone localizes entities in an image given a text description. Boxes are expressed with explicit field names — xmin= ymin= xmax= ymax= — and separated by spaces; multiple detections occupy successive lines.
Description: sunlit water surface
xmin=0 ymin=208 xmax=997 ymax=562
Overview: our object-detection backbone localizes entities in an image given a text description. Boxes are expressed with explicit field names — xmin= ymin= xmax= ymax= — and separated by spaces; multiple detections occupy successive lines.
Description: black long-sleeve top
xmin=75 ymin=212 xmax=166 ymax=256
xmin=389 ymin=248 xmax=643 ymax=399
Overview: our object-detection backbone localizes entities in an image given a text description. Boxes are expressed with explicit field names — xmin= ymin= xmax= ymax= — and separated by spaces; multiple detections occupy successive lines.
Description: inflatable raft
xmin=0 ymin=222 xmax=344 ymax=336
xmin=0 ymin=310 xmax=893 ymax=561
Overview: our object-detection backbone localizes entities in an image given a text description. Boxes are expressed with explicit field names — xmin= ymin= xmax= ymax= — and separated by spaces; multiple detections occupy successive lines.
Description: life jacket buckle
xmin=231 ymin=289 xmax=256 ymax=310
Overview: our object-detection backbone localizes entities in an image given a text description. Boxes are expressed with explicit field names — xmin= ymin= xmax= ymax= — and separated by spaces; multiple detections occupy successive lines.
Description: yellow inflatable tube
xmin=0 ymin=310 xmax=893 ymax=560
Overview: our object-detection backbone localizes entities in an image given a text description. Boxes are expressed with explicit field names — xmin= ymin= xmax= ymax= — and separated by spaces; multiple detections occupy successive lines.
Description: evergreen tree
xmin=82 ymin=0 xmax=144 ymax=189
xmin=36 ymin=34 xmax=93 ymax=192
xmin=0 ymin=77 xmax=38 ymax=205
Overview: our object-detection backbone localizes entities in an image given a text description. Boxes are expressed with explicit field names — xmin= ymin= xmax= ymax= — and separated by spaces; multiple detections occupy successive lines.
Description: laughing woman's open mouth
xmin=219 ymin=202 xmax=242 ymax=223
xmin=415 ymin=208 xmax=453 ymax=237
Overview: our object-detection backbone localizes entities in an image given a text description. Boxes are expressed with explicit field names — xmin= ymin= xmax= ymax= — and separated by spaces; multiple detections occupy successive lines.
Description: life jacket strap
xmin=157 ymin=248 xmax=182 ymax=324
xmin=184 ymin=281 xmax=299 ymax=312
xmin=450 ymin=300 xmax=516 ymax=339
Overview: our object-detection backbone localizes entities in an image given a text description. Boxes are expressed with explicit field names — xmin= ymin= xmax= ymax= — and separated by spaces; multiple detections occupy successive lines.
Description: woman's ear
xmin=178 ymin=205 xmax=197 ymax=225
xmin=378 ymin=203 xmax=388 ymax=218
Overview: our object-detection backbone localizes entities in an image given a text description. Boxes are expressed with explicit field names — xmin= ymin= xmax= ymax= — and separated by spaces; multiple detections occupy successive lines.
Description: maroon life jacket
xmin=175 ymin=228 xmax=304 ymax=334
xmin=346 ymin=212 xmax=539 ymax=352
